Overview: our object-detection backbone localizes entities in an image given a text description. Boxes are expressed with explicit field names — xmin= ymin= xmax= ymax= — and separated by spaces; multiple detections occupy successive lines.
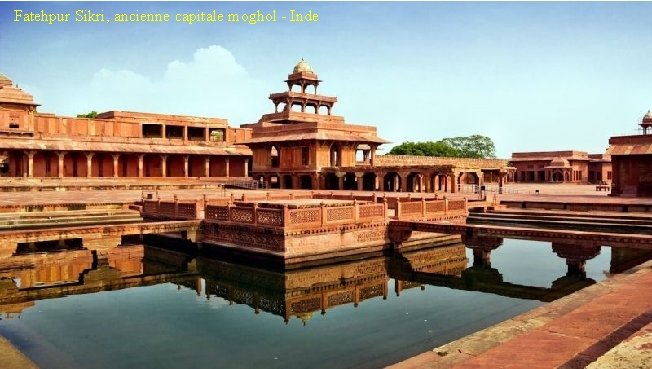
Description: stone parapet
xmin=375 ymin=155 xmax=508 ymax=169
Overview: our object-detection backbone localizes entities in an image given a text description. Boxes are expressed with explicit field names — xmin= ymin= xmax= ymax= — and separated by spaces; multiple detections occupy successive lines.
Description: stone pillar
xmin=225 ymin=158 xmax=230 ymax=178
xmin=443 ymin=175 xmax=448 ymax=193
xmin=400 ymin=173 xmax=408 ymax=192
xmin=472 ymin=248 xmax=492 ymax=266
xmin=183 ymin=126 xmax=188 ymax=141
xmin=418 ymin=174 xmax=424 ymax=193
xmin=183 ymin=155 xmax=189 ymax=178
xmin=25 ymin=150 xmax=36 ymax=177
xmin=57 ymin=151 xmax=66 ymax=178
xmin=291 ymin=175 xmax=299 ymax=189
xmin=204 ymin=128 xmax=209 ymax=142
xmin=85 ymin=152 xmax=94 ymax=178
xmin=204 ymin=157 xmax=210 ymax=177
xmin=336 ymin=172 xmax=345 ymax=190
xmin=450 ymin=174 xmax=457 ymax=193
xmin=356 ymin=172 xmax=364 ymax=191
xmin=279 ymin=175 xmax=286 ymax=189
xmin=112 ymin=154 xmax=120 ymax=178
xmin=370 ymin=148 xmax=376 ymax=166
xmin=160 ymin=154 xmax=168 ymax=177
xmin=375 ymin=175 xmax=381 ymax=191
xmin=244 ymin=158 xmax=249 ymax=178
xmin=312 ymin=173 xmax=320 ymax=190
xmin=138 ymin=154 xmax=144 ymax=178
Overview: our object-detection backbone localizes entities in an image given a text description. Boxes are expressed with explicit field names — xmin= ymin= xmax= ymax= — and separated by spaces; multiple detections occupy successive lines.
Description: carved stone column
xmin=112 ymin=154 xmax=120 ymax=178
xmin=356 ymin=172 xmax=364 ymax=191
xmin=336 ymin=172 xmax=345 ymax=190
xmin=204 ymin=157 xmax=210 ymax=177
xmin=450 ymin=174 xmax=457 ymax=193
xmin=26 ymin=150 xmax=36 ymax=177
xmin=244 ymin=158 xmax=249 ymax=178
xmin=138 ymin=154 xmax=144 ymax=178
xmin=399 ymin=172 xmax=408 ymax=192
xmin=57 ymin=151 xmax=66 ymax=178
xmin=85 ymin=152 xmax=94 ymax=178
xmin=160 ymin=154 xmax=168 ymax=178
xmin=183 ymin=155 xmax=189 ymax=178
xmin=225 ymin=158 xmax=230 ymax=178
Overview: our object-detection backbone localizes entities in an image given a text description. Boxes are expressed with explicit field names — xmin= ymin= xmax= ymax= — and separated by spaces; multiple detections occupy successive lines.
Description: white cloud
xmin=61 ymin=45 xmax=267 ymax=124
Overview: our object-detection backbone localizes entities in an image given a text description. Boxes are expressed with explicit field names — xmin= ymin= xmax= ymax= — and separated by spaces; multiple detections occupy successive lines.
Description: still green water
xmin=0 ymin=239 xmax=622 ymax=369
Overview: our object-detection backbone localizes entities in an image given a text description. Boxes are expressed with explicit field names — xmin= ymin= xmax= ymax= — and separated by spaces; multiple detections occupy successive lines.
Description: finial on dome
xmin=293 ymin=58 xmax=313 ymax=74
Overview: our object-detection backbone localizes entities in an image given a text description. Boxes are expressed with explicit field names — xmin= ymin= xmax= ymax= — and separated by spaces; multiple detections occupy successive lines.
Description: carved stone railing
xmin=141 ymin=198 xmax=199 ymax=220
xmin=142 ymin=191 xmax=466 ymax=224
xmin=204 ymin=201 xmax=386 ymax=230
xmin=395 ymin=198 xmax=468 ymax=220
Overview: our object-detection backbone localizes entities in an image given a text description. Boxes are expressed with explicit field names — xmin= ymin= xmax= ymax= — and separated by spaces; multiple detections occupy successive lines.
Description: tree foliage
xmin=388 ymin=141 xmax=459 ymax=157
xmin=77 ymin=111 xmax=98 ymax=119
xmin=442 ymin=135 xmax=496 ymax=158
xmin=389 ymin=135 xmax=496 ymax=159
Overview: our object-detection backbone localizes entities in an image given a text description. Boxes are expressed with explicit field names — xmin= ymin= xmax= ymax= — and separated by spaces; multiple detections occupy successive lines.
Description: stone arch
xmin=270 ymin=146 xmax=280 ymax=168
xmin=330 ymin=144 xmax=341 ymax=167
xmin=384 ymin=172 xmax=401 ymax=192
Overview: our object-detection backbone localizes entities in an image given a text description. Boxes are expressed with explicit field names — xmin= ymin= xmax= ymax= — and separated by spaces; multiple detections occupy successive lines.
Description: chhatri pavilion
xmin=240 ymin=60 xmax=513 ymax=192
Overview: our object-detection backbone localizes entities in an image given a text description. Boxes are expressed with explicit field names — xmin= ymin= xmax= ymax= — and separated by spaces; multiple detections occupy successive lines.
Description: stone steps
xmin=0 ymin=210 xmax=143 ymax=231
xmin=468 ymin=210 xmax=652 ymax=234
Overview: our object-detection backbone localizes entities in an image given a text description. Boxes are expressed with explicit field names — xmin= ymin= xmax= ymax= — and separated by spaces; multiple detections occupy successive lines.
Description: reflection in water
xmin=0 ymin=237 xmax=650 ymax=369
xmin=2 ymin=235 xmax=647 ymax=322
xmin=0 ymin=245 xmax=197 ymax=320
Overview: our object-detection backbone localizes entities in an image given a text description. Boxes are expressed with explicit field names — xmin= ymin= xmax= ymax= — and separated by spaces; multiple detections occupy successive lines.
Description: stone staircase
xmin=468 ymin=209 xmax=652 ymax=234
xmin=0 ymin=209 xmax=143 ymax=231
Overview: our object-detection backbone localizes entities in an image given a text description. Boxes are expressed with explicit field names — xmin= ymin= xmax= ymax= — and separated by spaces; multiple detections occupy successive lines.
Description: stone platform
xmin=389 ymin=256 xmax=652 ymax=369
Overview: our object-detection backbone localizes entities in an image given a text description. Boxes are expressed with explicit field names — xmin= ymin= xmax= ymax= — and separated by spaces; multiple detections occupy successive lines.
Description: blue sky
xmin=2 ymin=2 xmax=652 ymax=158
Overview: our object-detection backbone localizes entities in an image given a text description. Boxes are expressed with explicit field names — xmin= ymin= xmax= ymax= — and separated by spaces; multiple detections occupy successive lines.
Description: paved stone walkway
xmin=389 ymin=260 xmax=652 ymax=369
xmin=0 ymin=336 xmax=37 ymax=369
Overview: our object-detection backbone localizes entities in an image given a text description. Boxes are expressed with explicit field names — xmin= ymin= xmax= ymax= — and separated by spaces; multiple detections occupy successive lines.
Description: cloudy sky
xmin=2 ymin=2 xmax=652 ymax=158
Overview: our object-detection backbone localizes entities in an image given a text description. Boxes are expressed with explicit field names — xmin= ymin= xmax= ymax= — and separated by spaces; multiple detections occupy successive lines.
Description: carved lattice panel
xmin=289 ymin=208 xmax=320 ymax=225
xmin=230 ymin=207 xmax=255 ymax=223
xmin=256 ymin=209 xmax=283 ymax=226
xmin=358 ymin=204 xmax=384 ymax=218
xmin=326 ymin=206 xmax=354 ymax=222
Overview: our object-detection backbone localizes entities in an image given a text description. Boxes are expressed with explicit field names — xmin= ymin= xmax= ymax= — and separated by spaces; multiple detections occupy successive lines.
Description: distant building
xmin=510 ymin=150 xmax=611 ymax=184
xmin=609 ymin=111 xmax=652 ymax=196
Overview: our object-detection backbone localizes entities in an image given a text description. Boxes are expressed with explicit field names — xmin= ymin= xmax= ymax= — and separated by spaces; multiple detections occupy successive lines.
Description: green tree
xmin=389 ymin=135 xmax=497 ymax=158
xmin=442 ymin=135 xmax=496 ymax=158
xmin=388 ymin=140 xmax=460 ymax=157
xmin=77 ymin=111 xmax=98 ymax=119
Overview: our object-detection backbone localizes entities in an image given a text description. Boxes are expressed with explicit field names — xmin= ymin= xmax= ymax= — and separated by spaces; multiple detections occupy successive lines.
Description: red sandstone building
xmin=240 ymin=60 xmax=513 ymax=192
xmin=0 ymin=72 xmax=251 ymax=179
xmin=1 ymin=63 xmax=514 ymax=192
xmin=509 ymin=150 xmax=611 ymax=184
xmin=609 ymin=111 xmax=652 ymax=196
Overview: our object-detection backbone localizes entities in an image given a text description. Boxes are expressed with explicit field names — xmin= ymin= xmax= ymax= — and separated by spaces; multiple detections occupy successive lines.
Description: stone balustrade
xmin=141 ymin=191 xmax=468 ymax=224
xmin=141 ymin=198 xmax=199 ymax=220
xmin=375 ymin=155 xmax=509 ymax=169
xmin=204 ymin=201 xmax=387 ymax=230
xmin=395 ymin=198 xmax=468 ymax=220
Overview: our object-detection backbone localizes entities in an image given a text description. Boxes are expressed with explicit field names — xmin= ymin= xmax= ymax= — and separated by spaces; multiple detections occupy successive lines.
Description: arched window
xmin=270 ymin=146 xmax=280 ymax=168
xmin=330 ymin=145 xmax=341 ymax=167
